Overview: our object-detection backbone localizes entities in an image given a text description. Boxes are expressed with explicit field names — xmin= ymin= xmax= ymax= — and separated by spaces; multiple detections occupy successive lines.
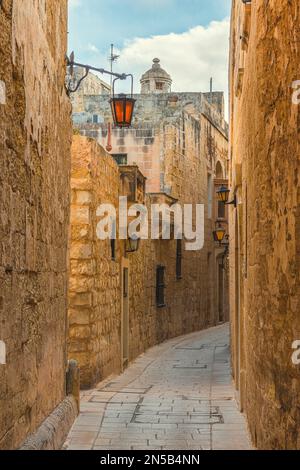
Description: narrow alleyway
xmin=64 ymin=324 xmax=252 ymax=450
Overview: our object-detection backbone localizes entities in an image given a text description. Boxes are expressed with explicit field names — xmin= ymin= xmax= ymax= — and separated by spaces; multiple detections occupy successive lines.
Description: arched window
xmin=216 ymin=161 xmax=224 ymax=179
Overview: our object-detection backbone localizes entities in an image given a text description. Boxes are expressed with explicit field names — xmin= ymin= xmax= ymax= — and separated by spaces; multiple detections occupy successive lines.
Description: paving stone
xmin=64 ymin=325 xmax=252 ymax=450
xmin=67 ymin=444 xmax=93 ymax=450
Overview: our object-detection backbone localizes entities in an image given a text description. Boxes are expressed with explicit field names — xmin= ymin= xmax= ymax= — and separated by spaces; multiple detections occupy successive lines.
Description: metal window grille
xmin=156 ymin=265 xmax=166 ymax=307
xmin=111 ymin=239 xmax=116 ymax=260
xmin=176 ymin=240 xmax=182 ymax=280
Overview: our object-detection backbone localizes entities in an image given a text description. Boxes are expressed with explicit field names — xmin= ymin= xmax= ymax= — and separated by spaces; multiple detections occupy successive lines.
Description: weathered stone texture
xmin=70 ymin=105 xmax=229 ymax=387
xmin=229 ymin=0 xmax=300 ymax=449
xmin=69 ymin=62 xmax=229 ymax=389
xmin=20 ymin=396 xmax=78 ymax=451
xmin=0 ymin=0 xmax=71 ymax=449
xmin=72 ymin=91 xmax=227 ymax=193
xmin=69 ymin=137 xmax=121 ymax=388
xmin=128 ymin=112 xmax=229 ymax=361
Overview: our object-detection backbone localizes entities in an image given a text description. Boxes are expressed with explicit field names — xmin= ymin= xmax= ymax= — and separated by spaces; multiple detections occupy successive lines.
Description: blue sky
xmin=69 ymin=0 xmax=231 ymax=62
xmin=68 ymin=0 xmax=231 ymax=115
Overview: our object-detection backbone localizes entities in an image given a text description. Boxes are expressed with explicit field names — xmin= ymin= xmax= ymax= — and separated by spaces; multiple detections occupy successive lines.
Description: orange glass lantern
xmin=110 ymin=75 xmax=136 ymax=128
xmin=213 ymin=225 xmax=226 ymax=244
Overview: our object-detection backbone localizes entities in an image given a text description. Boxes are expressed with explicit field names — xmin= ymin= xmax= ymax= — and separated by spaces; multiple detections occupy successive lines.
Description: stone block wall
xmin=0 ymin=0 xmax=71 ymax=449
xmin=68 ymin=66 xmax=229 ymax=390
xmin=72 ymin=92 xmax=228 ymax=194
xmin=69 ymin=136 xmax=121 ymax=388
xmin=128 ymin=110 xmax=230 ymax=361
xmin=0 ymin=0 xmax=230 ymax=450
xmin=70 ymin=103 xmax=229 ymax=387
xmin=229 ymin=0 xmax=300 ymax=449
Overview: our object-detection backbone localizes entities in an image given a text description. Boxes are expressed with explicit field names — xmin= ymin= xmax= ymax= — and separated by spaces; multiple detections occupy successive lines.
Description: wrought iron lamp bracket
xmin=67 ymin=66 xmax=90 ymax=94
xmin=111 ymin=74 xmax=134 ymax=97
xmin=225 ymin=194 xmax=237 ymax=208
xmin=66 ymin=53 xmax=129 ymax=95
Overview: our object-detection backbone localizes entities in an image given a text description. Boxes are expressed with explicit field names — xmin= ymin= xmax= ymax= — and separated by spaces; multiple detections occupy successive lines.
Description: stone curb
xmin=20 ymin=396 xmax=78 ymax=451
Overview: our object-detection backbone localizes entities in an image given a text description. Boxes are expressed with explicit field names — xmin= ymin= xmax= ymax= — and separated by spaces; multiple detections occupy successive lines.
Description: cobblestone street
xmin=65 ymin=324 xmax=252 ymax=450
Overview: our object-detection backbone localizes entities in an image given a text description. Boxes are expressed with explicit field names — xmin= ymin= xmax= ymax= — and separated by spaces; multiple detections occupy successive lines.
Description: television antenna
xmin=109 ymin=44 xmax=120 ymax=90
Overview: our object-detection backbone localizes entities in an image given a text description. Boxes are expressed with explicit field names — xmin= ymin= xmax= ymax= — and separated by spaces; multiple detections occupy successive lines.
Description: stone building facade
xmin=0 ymin=0 xmax=75 ymax=450
xmin=69 ymin=61 xmax=230 ymax=388
xmin=140 ymin=58 xmax=172 ymax=94
xmin=229 ymin=0 xmax=300 ymax=449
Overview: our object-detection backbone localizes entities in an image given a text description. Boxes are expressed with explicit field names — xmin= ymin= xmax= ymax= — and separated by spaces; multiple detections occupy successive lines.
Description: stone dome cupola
xmin=140 ymin=58 xmax=172 ymax=94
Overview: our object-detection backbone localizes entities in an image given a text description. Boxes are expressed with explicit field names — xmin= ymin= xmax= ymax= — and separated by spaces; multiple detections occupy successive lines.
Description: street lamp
xmin=126 ymin=235 xmax=140 ymax=253
xmin=213 ymin=224 xmax=226 ymax=245
xmin=66 ymin=52 xmax=135 ymax=128
xmin=216 ymin=185 xmax=230 ymax=203
xmin=216 ymin=185 xmax=237 ymax=207
xmin=110 ymin=76 xmax=136 ymax=128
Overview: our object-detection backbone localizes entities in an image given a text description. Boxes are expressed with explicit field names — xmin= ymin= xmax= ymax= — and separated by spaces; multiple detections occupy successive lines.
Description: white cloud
xmin=69 ymin=0 xmax=81 ymax=8
xmin=115 ymin=19 xmax=230 ymax=116
xmin=87 ymin=43 xmax=100 ymax=54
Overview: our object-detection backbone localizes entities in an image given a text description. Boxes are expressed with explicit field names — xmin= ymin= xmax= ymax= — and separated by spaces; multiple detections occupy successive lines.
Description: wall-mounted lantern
xmin=110 ymin=76 xmax=136 ymax=128
xmin=213 ymin=224 xmax=226 ymax=245
xmin=216 ymin=185 xmax=230 ymax=203
xmin=126 ymin=235 xmax=140 ymax=253
xmin=216 ymin=185 xmax=237 ymax=207
xmin=66 ymin=52 xmax=135 ymax=128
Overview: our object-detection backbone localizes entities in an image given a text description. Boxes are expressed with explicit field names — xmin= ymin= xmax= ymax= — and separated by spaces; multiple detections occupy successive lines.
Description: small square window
xmin=112 ymin=154 xmax=128 ymax=165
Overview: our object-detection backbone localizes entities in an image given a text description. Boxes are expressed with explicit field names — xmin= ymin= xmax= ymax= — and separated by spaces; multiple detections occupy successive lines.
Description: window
xmin=218 ymin=201 xmax=226 ymax=219
xmin=111 ymin=239 xmax=116 ymax=261
xmin=156 ymin=82 xmax=163 ymax=90
xmin=93 ymin=114 xmax=99 ymax=124
xmin=176 ymin=240 xmax=182 ymax=280
xmin=110 ymin=218 xmax=116 ymax=260
xmin=123 ymin=268 xmax=128 ymax=298
xmin=112 ymin=153 xmax=128 ymax=165
xmin=156 ymin=266 xmax=166 ymax=308
xmin=216 ymin=161 xmax=224 ymax=179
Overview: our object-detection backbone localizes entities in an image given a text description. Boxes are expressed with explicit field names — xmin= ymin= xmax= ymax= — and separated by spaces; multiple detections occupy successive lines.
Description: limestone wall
xmin=127 ymin=114 xmax=211 ymax=355
xmin=69 ymin=137 xmax=121 ymax=388
xmin=69 ymin=66 xmax=229 ymax=389
xmin=72 ymin=92 xmax=228 ymax=193
xmin=229 ymin=0 xmax=300 ymax=449
xmin=0 ymin=0 xmax=71 ymax=449
xmin=70 ymin=106 xmax=229 ymax=387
